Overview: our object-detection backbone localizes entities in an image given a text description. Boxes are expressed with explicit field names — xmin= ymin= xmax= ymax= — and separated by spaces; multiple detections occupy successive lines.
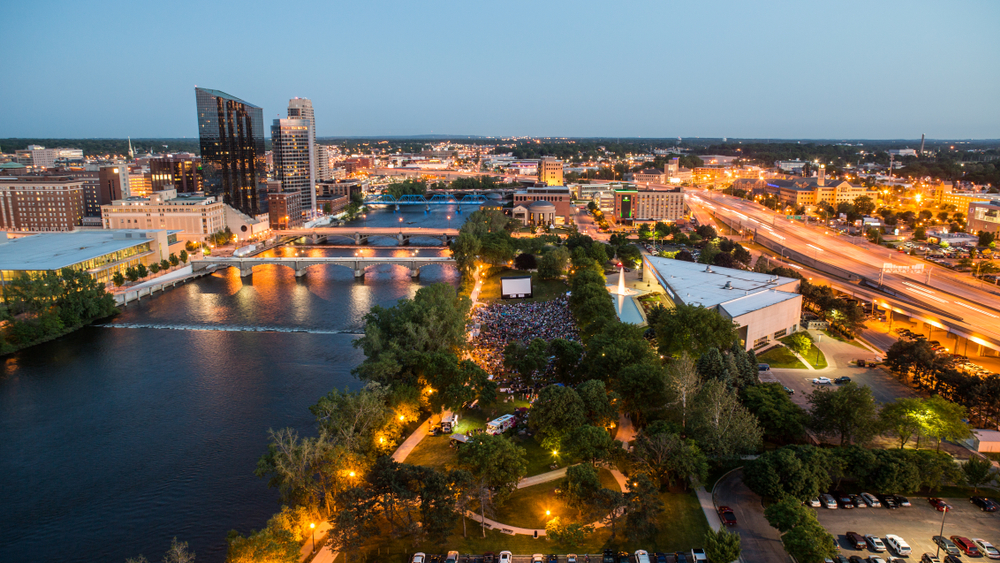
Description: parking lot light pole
xmin=935 ymin=506 xmax=948 ymax=558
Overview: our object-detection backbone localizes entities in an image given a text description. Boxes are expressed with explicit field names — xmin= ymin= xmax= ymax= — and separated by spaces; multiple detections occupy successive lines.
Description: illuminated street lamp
xmin=310 ymin=523 xmax=316 ymax=553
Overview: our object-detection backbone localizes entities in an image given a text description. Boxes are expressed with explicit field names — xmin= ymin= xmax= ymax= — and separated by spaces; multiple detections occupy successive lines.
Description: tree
xmin=691 ymin=379 xmax=762 ymax=459
xmin=704 ymin=527 xmax=741 ymax=563
xmin=853 ymin=195 xmax=876 ymax=216
xmin=513 ymin=253 xmax=537 ymax=270
xmin=457 ymin=433 xmax=528 ymax=506
xmin=564 ymin=463 xmax=603 ymax=517
xmin=545 ymin=517 xmax=592 ymax=549
xmin=576 ymin=379 xmax=619 ymax=427
xmin=112 ymin=271 xmax=125 ymax=287
xmin=537 ymin=246 xmax=570 ymax=279
xmin=136 ymin=263 xmax=148 ymax=279
xmin=696 ymin=225 xmax=717 ymax=240
xmin=582 ymin=321 xmax=657 ymax=383
xmin=529 ymin=384 xmax=587 ymax=450
xmin=807 ymin=383 xmax=881 ymax=446
xmin=179 ymin=249 xmax=189 ymax=264
xmin=784 ymin=332 xmax=812 ymax=357
xmin=624 ymin=473 xmax=663 ymax=542
xmin=743 ymin=446 xmax=832 ymax=501
xmin=164 ymin=537 xmax=196 ymax=563
xmin=149 ymin=263 xmax=161 ymax=274
xmin=764 ymin=497 xmax=811 ymax=533
xmin=614 ymin=362 xmax=670 ymax=426
xmin=781 ymin=519 xmax=838 ymax=563
xmin=666 ymin=355 xmax=701 ymax=432
xmin=565 ymin=424 xmax=618 ymax=465
xmin=741 ymin=383 xmax=807 ymax=443
xmin=547 ymin=338 xmax=584 ymax=384
xmin=631 ymin=429 xmax=707 ymax=489
xmin=922 ymin=395 xmax=973 ymax=451
xmin=450 ymin=231 xmax=482 ymax=275
xmin=979 ymin=230 xmax=996 ymax=247
xmin=226 ymin=525 xmax=299 ymax=563
xmin=962 ymin=455 xmax=997 ymax=493
xmin=125 ymin=267 xmax=140 ymax=283
xmin=169 ymin=253 xmax=180 ymax=267
xmin=653 ymin=303 xmax=737 ymax=359
xmin=879 ymin=397 xmax=925 ymax=448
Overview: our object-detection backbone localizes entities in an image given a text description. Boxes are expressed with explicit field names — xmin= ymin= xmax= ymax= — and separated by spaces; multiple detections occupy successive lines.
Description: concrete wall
xmin=728 ymin=294 xmax=803 ymax=350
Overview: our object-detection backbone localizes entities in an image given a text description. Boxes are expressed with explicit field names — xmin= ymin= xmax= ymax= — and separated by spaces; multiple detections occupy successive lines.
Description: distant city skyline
xmin=1 ymin=0 xmax=998 ymax=139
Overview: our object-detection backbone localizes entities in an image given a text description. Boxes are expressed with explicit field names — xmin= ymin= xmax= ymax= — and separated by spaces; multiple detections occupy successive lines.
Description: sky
xmin=1 ymin=0 xmax=998 ymax=140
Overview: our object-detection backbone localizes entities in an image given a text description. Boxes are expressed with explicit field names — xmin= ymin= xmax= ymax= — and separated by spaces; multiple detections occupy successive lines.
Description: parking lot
xmin=813 ymin=496 xmax=1000 ymax=559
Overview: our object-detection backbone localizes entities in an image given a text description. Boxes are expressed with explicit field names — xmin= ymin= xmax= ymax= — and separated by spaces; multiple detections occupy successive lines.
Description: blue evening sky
xmin=1 ymin=0 xmax=998 ymax=139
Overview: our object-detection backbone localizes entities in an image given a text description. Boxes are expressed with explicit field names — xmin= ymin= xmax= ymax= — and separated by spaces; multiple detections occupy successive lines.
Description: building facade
xmin=150 ymin=154 xmax=203 ymax=193
xmin=268 ymin=190 xmax=305 ymax=229
xmin=271 ymin=118 xmax=316 ymax=212
xmin=0 ymin=176 xmax=86 ymax=231
xmin=612 ymin=187 xmax=685 ymax=224
xmin=538 ymin=157 xmax=564 ymax=186
xmin=933 ymin=183 xmax=1000 ymax=215
xmin=195 ymin=87 xmax=266 ymax=216
xmin=287 ymin=98 xmax=318 ymax=191
xmin=969 ymin=200 xmax=1000 ymax=235
xmin=101 ymin=189 xmax=226 ymax=241
xmin=511 ymin=186 xmax=572 ymax=223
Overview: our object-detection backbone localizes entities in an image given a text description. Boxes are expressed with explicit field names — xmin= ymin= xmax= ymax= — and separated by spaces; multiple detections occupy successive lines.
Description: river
xmin=0 ymin=205 xmax=473 ymax=563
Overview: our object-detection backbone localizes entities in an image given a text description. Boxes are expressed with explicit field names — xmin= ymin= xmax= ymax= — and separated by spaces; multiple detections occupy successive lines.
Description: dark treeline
xmin=0 ymin=138 xmax=205 ymax=157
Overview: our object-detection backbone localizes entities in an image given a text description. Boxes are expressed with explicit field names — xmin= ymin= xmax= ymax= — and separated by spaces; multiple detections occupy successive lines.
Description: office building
xmin=317 ymin=179 xmax=365 ymax=199
xmin=195 ymin=87 xmax=266 ymax=216
xmin=316 ymin=145 xmax=334 ymax=181
xmin=933 ymin=183 xmax=1000 ymax=215
xmin=149 ymin=154 xmax=203 ymax=193
xmin=511 ymin=186 xmax=572 ymax=223
xmin=287 ymin=98 xmax=318 ymax=207
xmin=268 ymin=190 xmax=305 ymax=229
xmin=748 ymin=169 xmax=869 ymax=209
xmin=101 ymin=189 xmax=226 ymax=241
xmin=612 ymin=187 xmax=686 ymax=224
xmin=271 ymin=118 xmax=316 ymax=212
xmin=642 ymin=257 xmax=803 ymax=351
xmin=99 ymin=164 xmax=131 ymax=200
xmin=0 ymin=229 xmax=180 ymax=286
xmin=0 ymin=176 xmax=86 ymax=231
xmin=969 ymin=200 xmax=1000 ymax=235
xmin=14 ymin=146 xmax=82 ymax=169
xmin=538 ymin=157 xmax=564 ymax=186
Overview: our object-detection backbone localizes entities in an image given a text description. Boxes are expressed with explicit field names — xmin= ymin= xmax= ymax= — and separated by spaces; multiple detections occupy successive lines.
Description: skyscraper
xmin=285 ymin=98 xmax=317 ymax=212
xmin=195 ymin=87 xmax=266 ymax=216
xmin=271 ymin=118 xmax=315 ymax=214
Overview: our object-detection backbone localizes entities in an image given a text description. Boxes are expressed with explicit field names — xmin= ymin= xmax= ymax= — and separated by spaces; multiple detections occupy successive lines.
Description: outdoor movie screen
xmin=500 ymin=276 xmax=533 ymax=299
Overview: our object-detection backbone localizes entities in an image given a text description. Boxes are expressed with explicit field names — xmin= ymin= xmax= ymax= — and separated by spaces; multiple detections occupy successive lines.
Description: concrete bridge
xmin=276 ymin=227 xmax=459 ymax=246
xmin=191 ymin=255 xmax=456 ymax=279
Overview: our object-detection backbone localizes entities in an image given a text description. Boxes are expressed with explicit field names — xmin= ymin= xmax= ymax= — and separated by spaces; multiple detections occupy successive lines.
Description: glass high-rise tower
xmin=195 ymin=87 xmax=265 ymax=216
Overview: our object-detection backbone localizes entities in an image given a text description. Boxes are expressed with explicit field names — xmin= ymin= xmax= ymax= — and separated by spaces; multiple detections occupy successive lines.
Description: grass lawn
xmin=478 ymin=269 xmax=568 ymax=303
xmin=778 ymin=336 xmax=827 ymax=369
xmin=821 ymin=329 xmax=867 ymax=349
xmin=335 ymin=488 xmax=710 ymax=563
xmin=756 ymin=346 xmax=807 ymax=369
xmin=492 ymin=468 xmax=621 ymax=529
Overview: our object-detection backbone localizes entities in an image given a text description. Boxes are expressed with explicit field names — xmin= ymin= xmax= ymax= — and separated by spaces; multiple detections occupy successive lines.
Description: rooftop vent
xmin=705 ymin=265 xmax=713 ymax=273
xmin=724 ymin=281 xmax=733 ymax=289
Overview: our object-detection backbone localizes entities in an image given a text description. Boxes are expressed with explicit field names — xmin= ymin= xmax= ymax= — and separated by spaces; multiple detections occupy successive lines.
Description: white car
xmin=861 ymin=492 xmax=881 ymax=507
xmin=973 ymin=539 xmax=1000 ymax=560
xmin=635 ymin=551 xmax=650 ymax=563
xmin=866 ymin=535 xmax=886 ymax=552
xmin=412 ymin=553 xmax=426 ymax=563
xmin=500 ymin=552 xmax=513 ymax=563
xmin=566 ymin=555 xmax=577 ymax=563
xmin=691 ymin=549 xmax=707 ymax=562
xmin=885 ymin=534 xmax=911 ymax=557
xmin=806 ymin=498 xmax=821 ymax=507
xmin=532 ymin=555 xmax=544 ymax=563
xmin=812 ymin=377 xmax=832 ymax=385
xmin=447 ymin=552 xmax=459 ymax=563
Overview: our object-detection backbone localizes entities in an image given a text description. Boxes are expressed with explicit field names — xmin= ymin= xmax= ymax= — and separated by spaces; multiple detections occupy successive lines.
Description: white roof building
xmin=642 ymin=255 xmax=804 ymax=350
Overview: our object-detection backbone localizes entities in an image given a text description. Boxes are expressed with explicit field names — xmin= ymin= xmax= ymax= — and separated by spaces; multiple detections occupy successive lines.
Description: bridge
xmin=362 ymin=193 xmax=490 ymax=211
xmin=191 ymin=255 xmax=456 ymax=279
xmin=275 ymin=227 xmax=459 ymax=246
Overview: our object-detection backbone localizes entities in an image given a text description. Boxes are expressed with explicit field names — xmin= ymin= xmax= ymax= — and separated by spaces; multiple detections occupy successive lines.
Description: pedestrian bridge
xmin=276 ymin=227 xmax=458 ymax=246
xmin=191 ymin=255 xmax=457 ymax=279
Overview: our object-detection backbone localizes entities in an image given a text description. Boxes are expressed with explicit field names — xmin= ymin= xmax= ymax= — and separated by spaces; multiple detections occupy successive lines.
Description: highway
xmin=684 ymin=189 xmax=1000 ymax=349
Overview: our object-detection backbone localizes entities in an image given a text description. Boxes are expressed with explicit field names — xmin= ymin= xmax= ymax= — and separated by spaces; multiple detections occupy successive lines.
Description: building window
xmin=773 ymin=328 xmax=787 ymax=339
xmin=753 ymin=336 xmax=769 ymax=349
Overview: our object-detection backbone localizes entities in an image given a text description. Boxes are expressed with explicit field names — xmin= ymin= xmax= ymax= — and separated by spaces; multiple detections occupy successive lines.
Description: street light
xmin=310 ymin=522 xmax=316 ymax=553
xmin=935 ymin=505 xmax=949 ymax=558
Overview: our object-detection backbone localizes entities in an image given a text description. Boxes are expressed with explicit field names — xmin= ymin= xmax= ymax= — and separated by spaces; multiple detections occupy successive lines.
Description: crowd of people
xmin=469 ymin=296 xmax=580 ymax=380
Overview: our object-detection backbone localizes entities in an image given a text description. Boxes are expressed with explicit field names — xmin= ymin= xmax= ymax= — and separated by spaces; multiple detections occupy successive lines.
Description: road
xmin=714 ymin=470 xmax=791 ymax=563
xmin=685 ymin=190 xmax=1000 ymax=349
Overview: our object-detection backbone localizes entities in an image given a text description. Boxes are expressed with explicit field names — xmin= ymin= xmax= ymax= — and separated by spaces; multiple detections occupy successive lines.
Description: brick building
xmin=0 ymin=176 xmax=86 ymax=231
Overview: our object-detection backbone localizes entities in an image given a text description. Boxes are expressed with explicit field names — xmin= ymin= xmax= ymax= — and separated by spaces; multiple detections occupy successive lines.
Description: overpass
xmin=275 ymin=227 xmax=459 ymax=246
xmin=191 ymin=255 xmax=456 ymax=279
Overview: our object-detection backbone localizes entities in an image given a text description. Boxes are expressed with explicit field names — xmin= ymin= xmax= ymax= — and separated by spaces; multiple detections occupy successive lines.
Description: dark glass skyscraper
xmin=195 ymin=87 xmax=265 ymax=216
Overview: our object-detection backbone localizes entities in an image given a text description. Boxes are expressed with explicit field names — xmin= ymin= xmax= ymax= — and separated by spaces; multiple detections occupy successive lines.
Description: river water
xmin=0 ymin=205 xmax=472 ymax=563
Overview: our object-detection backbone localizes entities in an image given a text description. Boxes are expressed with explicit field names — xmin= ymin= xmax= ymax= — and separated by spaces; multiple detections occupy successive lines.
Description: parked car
xmin=885 ymin=535 xmax=911 ymax=557
xmin=673 ymin=553 xmax=688 ymax=563
xmin=533 ymin=555 xmax=545 ymax=563
xmin=920 ymin=554 xmax=941 ymax=563
xmin=413 ymin=553 xmax=427 ymax=563
xmin=691 ymin=548 xmax=707 ymax=562
xmin=759 ymin=363 xmax=771 ymax=372
xmin=566 ymin=555 xmax=577 ymax=563
xmin=933 ymin=536 xmax=960 ymax=556
xmin=484 ymin=553 xmax=496 ymax=563
xmin=848 ymin=557 xmax=865 ymax=563
xmin=831 ymin=555 xmax=849 ymax=563
xmin=499 ymin=552 xmax=512 ymax=563
xmin=835 ymin=376 xmax=852 ymax=384
xmin=893 ymin=495 xmax=911 ymax=507
xmin=634 ymin=550 xmax=650 ymax=563
xmin=851 ymin=494 xmax=866 ymax=508
xmin=868 ymin=557 xmax=886 ymax=563
xmin=928 ymin=497 xmax=952 ymax=511
xmin=881 ymin=495 xmax=899 ymax=509
xmin=603 ymin=550 xmax=615 ymax=563
xmin=971 ymin=496 xmax=999 ymax=512
xmin=821 ymin=493 xmax=838 ymax=509
xmin=866 ymin=535 xmax=887 ymax=552
xmin=447 ymin=552 xmax=460 ymax=563
xmin=837 ymin=492 xmax=855 ymax=509
xmin=813 ymin=377 xmax=833 ymax=385
xmin=861 ymin=492 xmax=881 ymax=507
xmin=943 ymin=555 xmax=962 ymax=563
xmin=618 ymin=551 xmax=630 ymax=563
xmin=973 ymin=539 xmax=1000 ymax=560
xmin=718 ymin=506 xmax=737 ymax=526
xmin=807 ymin=498 xmax=822 ymax=507
xmin=547 ymin=555 xmax=558 ymax=563
xmin=950 ymin=536 xmax=981 ymax=556
xmin=846 ymin=531 xmax=867 ymax=550
xmin=652 ymin=553 xmax=667 ymax=563
xmin=784 ymin=386 xmax=795 ymax=395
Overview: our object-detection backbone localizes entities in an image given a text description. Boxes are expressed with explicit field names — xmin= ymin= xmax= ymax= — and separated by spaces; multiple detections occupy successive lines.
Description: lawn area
xmin=778 ymin=336 xmax=827 ymax=369
xmin=492 ymin=468 xmax=621 ymax=529
xmin=336 ymin=487 xmax=710 ymax=562
xmin=478 ymin=268 xmax=568 ymax=303
xmin=821 ymin=328 xmax=867 ymax=348
xmin=756 ymin=345 xmax=807 ymax=369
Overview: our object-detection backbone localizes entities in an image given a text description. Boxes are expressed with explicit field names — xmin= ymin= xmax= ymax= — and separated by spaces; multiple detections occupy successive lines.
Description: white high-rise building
xmin=271 ymin=119 xmax=315 ymax=214
xmin=316 ymin=144 xmax=333 ymax=181
xmin=287 ymin=98 xmax=317 ymax=210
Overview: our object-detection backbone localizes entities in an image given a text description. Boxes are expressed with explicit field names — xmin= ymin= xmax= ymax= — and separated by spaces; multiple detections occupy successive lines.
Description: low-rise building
xmin=933 ymin=183 xmax=1000 ymax=215
xmin=612 ymin=187 xmax=685 ymax=224
xmin=511 ymin=186 xmax=572 ymax=223
xmin=0 ymin=175 xmax=86 ymax=232
xmin=268 ymin=190 xmax=305 ymax=229
xmin=317 ymin=179 xmax=365 ymax=199
xmin=753 ymin=169 xmax=869 ymax=209
xmin=0 ymin=229 xmax=180 ymax=286
xmin=969 ymin=200 xmax=1000 ymax=235
xmin=642 ymin=256 xmax=803 ymax=350
xmin=101 ymin=189 xmax=226 ymax=241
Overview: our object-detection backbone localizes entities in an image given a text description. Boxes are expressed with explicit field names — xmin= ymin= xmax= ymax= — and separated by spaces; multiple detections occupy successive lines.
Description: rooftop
xmin=195 ymin=87 xmax=261 ymax=109
xmin=0 ymin=230 xmax=165 ymax=271
xmin=645 ymin=255 xmax=800 ymax=311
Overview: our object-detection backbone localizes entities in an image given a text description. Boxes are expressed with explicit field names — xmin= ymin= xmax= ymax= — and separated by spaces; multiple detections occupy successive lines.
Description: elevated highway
xmin=191 ymin=255 xmax=456 ymax=279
